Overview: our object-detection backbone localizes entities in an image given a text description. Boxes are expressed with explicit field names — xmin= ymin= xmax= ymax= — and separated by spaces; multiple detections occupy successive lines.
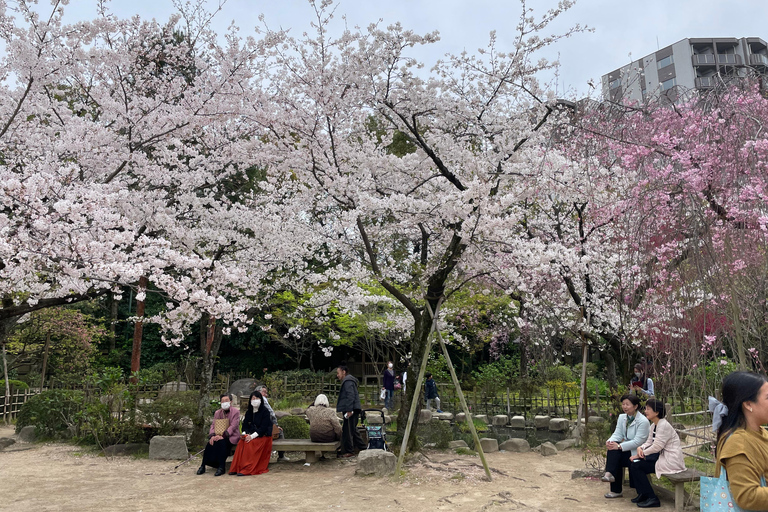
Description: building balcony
xmin=692 ymin=54 xmax=716 ymax=65
xmin=695 ymin=76 xmax=717 ymax=89
xmin=749 ymin=54 xmax=768 ymax=67
xmin=692 ymin=54 xmax=743 ymax=66
xmin=716 ymin=54 xmax=742 ymax=66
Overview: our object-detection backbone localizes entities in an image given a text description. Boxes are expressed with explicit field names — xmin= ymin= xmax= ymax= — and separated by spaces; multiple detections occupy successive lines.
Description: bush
xmin=574 ymin=362 xmax=600 ymax=379
xmin=546 ymin=365 xmax=575 ymax=382
xmin=471 ymin=357 xmax=517 ymax=396
xmin=458 ymin=417 xmax=488 ymax=434
xmin=139 ymin=391 xmax=198 ymax=436
xmin=417 ymin=419 xmax=454 ymax=449
xmin=279 ymin=415 xmax=310 ymax=439
xmin=16 ymin=389 xmax=86 ymax=438
xmin=0 ymin=379 xmax=29 ymax=391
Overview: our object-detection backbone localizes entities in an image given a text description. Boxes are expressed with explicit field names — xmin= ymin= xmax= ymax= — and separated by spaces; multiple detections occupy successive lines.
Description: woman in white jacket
xmin=602 ymin=394 xmax=651 ymax=499
xmin=628 ymin=399 xmax=686 ymax=508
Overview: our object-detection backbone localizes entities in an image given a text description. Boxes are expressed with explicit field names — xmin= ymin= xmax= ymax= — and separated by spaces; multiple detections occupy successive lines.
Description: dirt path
xmin=0 ymin=425 xmax=676 ymax=512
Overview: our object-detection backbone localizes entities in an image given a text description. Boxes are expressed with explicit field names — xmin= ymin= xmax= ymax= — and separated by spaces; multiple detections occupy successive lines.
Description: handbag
xmin=272 ymin=424 xmax=280 ymax=439
xmin=380 ymin=388 xmax=387 ymax=400
xmin=213 ymin=418 xmax=229 ymax=436
xmin=701 ymin=467 xmax=767 ymax=511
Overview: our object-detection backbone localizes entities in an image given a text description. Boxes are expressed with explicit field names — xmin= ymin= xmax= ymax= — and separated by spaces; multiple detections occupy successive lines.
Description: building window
xmin=660 ymin=77 xmax=676 ymax=91
xmin=657 ymin=55 xmax=674 ymax=69
xmin=609 ymin=78 xmax=621 ymax=89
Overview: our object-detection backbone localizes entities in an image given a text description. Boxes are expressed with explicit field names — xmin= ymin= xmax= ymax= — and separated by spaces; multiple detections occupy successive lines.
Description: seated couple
xmin=197 ymin=391 xmax=274 ymax=477
xmin=602 ymin=395 xmax=686 ymax=508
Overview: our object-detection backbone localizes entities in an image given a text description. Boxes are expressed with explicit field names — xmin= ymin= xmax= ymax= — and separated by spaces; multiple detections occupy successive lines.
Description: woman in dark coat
xmin=229 ymin=391 xmax=274 ymax=475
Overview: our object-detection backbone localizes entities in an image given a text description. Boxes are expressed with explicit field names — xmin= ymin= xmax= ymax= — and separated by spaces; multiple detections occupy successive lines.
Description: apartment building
xmin=601 ymin=37 xmax=768 ymax=103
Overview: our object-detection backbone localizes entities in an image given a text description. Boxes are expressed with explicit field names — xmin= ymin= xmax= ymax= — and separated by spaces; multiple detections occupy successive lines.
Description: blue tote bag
xmin=701 ymin=467 xmax=766 ymax=511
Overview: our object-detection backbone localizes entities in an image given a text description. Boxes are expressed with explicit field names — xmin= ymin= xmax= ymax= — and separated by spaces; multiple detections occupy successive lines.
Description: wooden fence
xmin=1 ymin=389 xmax=37 ymax=421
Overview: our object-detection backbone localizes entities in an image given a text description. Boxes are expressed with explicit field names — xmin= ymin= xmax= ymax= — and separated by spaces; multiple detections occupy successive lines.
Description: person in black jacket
xmin=336 ymin=364 xmax=367 ymax=457
xmin=229 ymin=391 xmax=274 ymax=475
xmin=425 ymin=373 xmax=443 ymax=412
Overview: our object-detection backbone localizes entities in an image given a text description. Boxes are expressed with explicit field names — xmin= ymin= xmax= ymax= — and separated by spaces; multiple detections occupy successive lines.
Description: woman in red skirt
xmin=229 ymin=391 xmax=274 ymax=476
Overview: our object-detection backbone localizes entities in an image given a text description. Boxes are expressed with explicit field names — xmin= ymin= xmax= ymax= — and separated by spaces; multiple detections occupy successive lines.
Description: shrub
xmin=279 ymin=415 xmax=310 ymax=439
xmin=546 ymin=365 xmax=575 ymax=382
xmin=16 ymin=389 xmax=86 ymax=438
xmin=0 ymin=379 xmax=29 ymax=391
xmin=417 ymin=419 xmax=454 ymax=449
xmin=458 ymin=417 xmax=488 ymax=434
xmin=472 ymin=357 xmax=517 ymax=396
xmin=139 ymin=391 xmax=198 ymax=436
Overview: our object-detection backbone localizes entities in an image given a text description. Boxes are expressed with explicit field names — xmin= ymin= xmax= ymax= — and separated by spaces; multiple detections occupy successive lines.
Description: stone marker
xmin=555 ymin=438 xmax=578 ymax=451
xmin=158 ymin=381 xmax=188 ymax=396
xmin=474 ymin=414 xmax=488 ymax=424
xmin=491 ymin=415 xmax=509 ymax=426
xmin=540 ymin=441 xmax=558 ymax=456
xmin=149 ymin=436 xmax=189 ymax=460
xmin=19 ymin=425 xmax=36 ymax=443
xmin=418 ymin=409 xmax=434 ymax=424
xmin=479 ymin=438 xmax=499 ymax=453
xmin=549 ymin=418 xmax=569 ymax=432
xmin=499 ymin=438 xmax=530 ymax=452
xmin=534 ymin=415 xmax=551 ymax=429
xmin=355 ymin=449 xmax=396 ymax=477
xmin=449 ymin=440 xmax=469 ymax=449
xmin=509 ymin=416 xmax=526 ymax=428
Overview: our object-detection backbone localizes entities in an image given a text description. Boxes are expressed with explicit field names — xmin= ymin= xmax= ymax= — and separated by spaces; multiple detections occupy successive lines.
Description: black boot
xmin=637 ymin=497 xmax=660 ymax=508
xmin=214 ymin=467 xmax=226 ymax=476
xmin=196 ymin=465 xmax=206 ymax=475
xmin=631 ymin=495 xmax=646 ymax=504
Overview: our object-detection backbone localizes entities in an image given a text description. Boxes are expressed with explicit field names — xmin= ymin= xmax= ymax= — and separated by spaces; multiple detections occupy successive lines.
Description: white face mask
xmin=251 ymin=399 xmax=261 ymax=409
xmin=221 ymin=401 xmax=231 ymax=410
xmin=635 ymin=372 xmax=642 ymax=378
xmin=388 ymin=363 xmax=393 ymax=369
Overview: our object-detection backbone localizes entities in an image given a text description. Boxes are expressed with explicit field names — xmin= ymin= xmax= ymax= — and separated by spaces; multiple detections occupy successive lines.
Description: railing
xmin=716 ymin=54 xmax=742 ymax=65
xmin=695 ymin=76 xmax=718 ymax=89
xmin=692 ymin=54 xmax=743 ymax=66
xmin=0 ymin=388 xmax=39 ymax=421
xmin=692 ymin=54 xmax=716 ymax=65
xmin=750 ymin=54 xmax=768 ymax=66
xmin=671 ymin=409 xmax=714 ymax=463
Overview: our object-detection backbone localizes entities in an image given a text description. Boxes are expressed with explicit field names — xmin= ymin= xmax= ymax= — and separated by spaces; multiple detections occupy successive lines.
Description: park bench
xmin=654 ymin=468 xmax=705 ymax=512
xmin=272 ymin=439 xmax=340 ymax=463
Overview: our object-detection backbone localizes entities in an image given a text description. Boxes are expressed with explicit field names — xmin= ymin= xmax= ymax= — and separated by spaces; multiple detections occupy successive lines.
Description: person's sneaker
xmin=604 ymin=492 xmax=623 ymax=499
xmin=601 ymin=472 xmax=615 ymax=483
xmin=437 ymin=409 xmax=444 ymax=413
xmin=637 ymin=497 xmax=661 ymax=508
xmin=196 ymin=465 xmax=206 ymax=475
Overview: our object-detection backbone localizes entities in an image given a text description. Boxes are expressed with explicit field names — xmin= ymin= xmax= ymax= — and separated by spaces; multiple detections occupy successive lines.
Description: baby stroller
xmin=362 ymin=408 xmax=389 ymax=451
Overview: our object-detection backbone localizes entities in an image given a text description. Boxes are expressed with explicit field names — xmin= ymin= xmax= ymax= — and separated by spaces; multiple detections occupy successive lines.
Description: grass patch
xmin=455 ymin=447 xmax=476 ymax=456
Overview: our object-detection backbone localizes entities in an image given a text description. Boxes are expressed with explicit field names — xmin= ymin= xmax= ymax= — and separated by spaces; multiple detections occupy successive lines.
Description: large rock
xmin=228 ymin=378 xmax=257 ymax=398
xmin=455 ymin=413 xmax=469 ymax=423
xmin=474 ymin=414 xmax=488 ymax=424
xmin=509 ymin=416 xmax=526 ymax=428
xmin=366 ymin=414 xmax=385 ymax=425
xmin=491 ymin=415 xmax=509 ymax=426
xmin=290 ymin=407 xmax=307 ymax=416
xmin=499 ymin=438 xmax=530 ymax=452
xmin=104 ymin=443 xmax=149 ymax=456
xmin=384 ymin=415 xmax=393 ymax=424
xmin=435 ymin=412 xmax=454 ymax=421
xmin=555 ymin=438 xmax=578 ymax=451
xmin=19 ymin=425 xmax=36 ymax=443
xmin=540 ymin=442 xmax=558 ymax=456
xmin=0 ymin=437 xmax=16 ymax=450
xmin=549 ymin=418 xmax=569 ymax=432
xmin=479 ymin=438 xmax=499 ymax=453
xmin=275 ymin=410 xmax=291 ymax=420
xmin=149 ymin=436 xmax=188 ymax=460
xmin=587 ymin=416 xmax=604 ymax=424
xmin=449 ymin=440 xmax=469 ymax=449
xmin=355 ymin=449 xmax=396 ymax=477
xmin=534 ymin=415 xmax=551 ymax=429
xmin=158 ymin=381 xmax=188 ymax=396
xmin=418 ymin=409 xmax=433 ymax=424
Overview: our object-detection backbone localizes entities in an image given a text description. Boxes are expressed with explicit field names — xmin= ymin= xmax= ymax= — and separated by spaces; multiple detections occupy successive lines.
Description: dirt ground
xmin=0 ymin=425 xmax=677 ymax=512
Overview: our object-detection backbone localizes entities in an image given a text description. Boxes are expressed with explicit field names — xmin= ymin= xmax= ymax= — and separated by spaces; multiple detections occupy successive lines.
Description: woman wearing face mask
xmin=382 ymin=361 xmax=395 ymax=410
xmin=630 ymin=363 xmax=655 ymax=397
xmin=197 ymin=393 xmax=240 ymax=476
xmin=229 ymin=391 xmax=274 ymax=476
xmin=602 ymin=394 xmax=651 ymax=499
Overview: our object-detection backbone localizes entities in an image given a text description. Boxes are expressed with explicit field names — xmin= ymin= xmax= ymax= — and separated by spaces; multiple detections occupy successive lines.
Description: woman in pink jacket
xmin=628 ymin=398 xmax=686 ymax=508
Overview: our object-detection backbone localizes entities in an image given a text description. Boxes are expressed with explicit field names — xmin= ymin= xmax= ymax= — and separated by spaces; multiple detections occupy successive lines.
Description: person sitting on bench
xmin=306 ymin=394 xmax=342 ymax=443
xmin=229 ymin=391 xmax=273 ymax=476
xmin=197 ymin=393 xmax=240 ymax=476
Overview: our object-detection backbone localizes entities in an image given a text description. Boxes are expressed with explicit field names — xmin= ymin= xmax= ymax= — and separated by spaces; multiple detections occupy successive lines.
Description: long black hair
xmin=716 ymin=371 xmax=768 ymax=454
xmin=244 ymin=390 xmax=265 ymax=420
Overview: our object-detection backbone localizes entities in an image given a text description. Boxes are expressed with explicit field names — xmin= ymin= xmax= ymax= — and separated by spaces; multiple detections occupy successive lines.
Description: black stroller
xmin=362 ymin=408 xmax=389 ymax=451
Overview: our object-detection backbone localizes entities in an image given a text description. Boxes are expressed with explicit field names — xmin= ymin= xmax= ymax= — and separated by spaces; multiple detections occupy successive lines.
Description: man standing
xmin=255 ymin=384 xmax=285 ymax=460
xmin=382 ymin=361 xmax=395 ymax=411
xmin=425 ymin=373 xmax=443 ymax=413
xmin=336 ymin=364 xmax=367 ymax=457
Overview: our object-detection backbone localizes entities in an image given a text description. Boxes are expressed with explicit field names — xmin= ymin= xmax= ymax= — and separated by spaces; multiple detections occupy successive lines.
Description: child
xmin=424 ymin=373 xmax=443 ymax=413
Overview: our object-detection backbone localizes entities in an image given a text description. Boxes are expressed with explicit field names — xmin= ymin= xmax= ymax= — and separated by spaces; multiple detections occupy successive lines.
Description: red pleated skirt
xmin=229 ymin=435 xmax=273 ymax=475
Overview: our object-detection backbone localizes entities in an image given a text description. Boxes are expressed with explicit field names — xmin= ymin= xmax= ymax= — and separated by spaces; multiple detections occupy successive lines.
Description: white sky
xmin=32 ymin=0 xmax=768 ymax=97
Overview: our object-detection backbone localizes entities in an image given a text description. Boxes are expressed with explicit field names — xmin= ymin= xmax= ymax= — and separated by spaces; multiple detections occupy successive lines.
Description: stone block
xmin=534 ymin=415 xmax=551 ymax=429
xmin=449 ymin=440 xmax=468 ymax=449
xmin=384 ymin=415 xmax=393 ymax=424
xmin=549 ymin=418 xmax=569 ymax=432
xmin=290 ymin=407 xmax=307 ymax=416
xmin=228 ymin=378 xmax=257 ymax=398
xmin=479 ymin=438 xmax=499 ymax=453
xmin=587 ymin=416 xmax=604 ymax=424
xmin=455 ymin=413 xmax=468 ymax=423
xmin=435 ymin=412 xmax=454 ymax=421
xmin=366 ymin=414 xmax=384 ymax=425
xmin=474 ymin=414 xmax=488 ymax=424
xmin=104 ymin=443 xmax=149 ymax=456
xmin=19 ymin=425 xmax=36 ymax=443
xmin=491 ymin=415 xmax=509 ymax=426
xmin=158 ymin=381 xmax=188 ymax=396
xmin=274 ymin=410 xmax=291 ymax=420
xmin=355 ymin=449 xmax=396 ymax=477
xmin=509 ymin=416 xmax=526 ymax=428
xmin=540 ymin=441 xmax=558 ymax=456
xmin=555 ymin=438 xmax=578 ymax=451
xmin=0 ymin=437 xmax=16 ymax=450
xmin=418 ymin=409 xmax=433 ymax=424
xmin=149 ymin=436 xmax=189 ymax=460
xmin=499 ymin=438 xmax=530 ymax=452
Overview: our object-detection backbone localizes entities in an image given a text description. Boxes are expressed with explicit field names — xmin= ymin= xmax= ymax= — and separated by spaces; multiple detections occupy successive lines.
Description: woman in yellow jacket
xmin=713 ymin=371 xmax=768 ymax=510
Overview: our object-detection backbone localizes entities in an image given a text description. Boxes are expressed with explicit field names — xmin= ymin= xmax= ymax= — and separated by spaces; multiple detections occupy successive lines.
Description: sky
xmin=33 ymin=0 xmax=768 ymax=97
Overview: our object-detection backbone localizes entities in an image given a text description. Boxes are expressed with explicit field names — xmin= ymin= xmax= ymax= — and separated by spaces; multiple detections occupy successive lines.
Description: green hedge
xmin=0 ymin=379 xmax=29 ymax=391
xmin=279 ymin=415 xmax=310 ymax=439
xmin=16 ymin=389 xmax=85 ymax=438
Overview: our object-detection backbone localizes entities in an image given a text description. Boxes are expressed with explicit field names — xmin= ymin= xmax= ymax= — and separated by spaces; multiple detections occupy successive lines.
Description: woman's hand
xmin=605 ymin=441 xmax=621 ymax=451
xmin=637 ymin=447 xmax=645 ymax=459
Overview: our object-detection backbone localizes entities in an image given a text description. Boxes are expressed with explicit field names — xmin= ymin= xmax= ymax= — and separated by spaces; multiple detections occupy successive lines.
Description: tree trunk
xmin=129 ymin=276 xmax=148 ymax=383
xmin=192 ymin=315 xmax=224 ymax=447
xmin=396 ymin=311 xmax=428 ymax=453
xmin=1 ymin=314 xmax=13 ymax=425
xmin=40 ymin=332 xmax=51 ymax=391
xmin=108 ymin=292 xmax=119 ymax=352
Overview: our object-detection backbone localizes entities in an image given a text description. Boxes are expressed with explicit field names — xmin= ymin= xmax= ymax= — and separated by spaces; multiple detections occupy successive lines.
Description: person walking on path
xmin=425 ymin=373 xmax=443 ymax=413
xmin=382 ymin=361 xmax=395 ymax=411
xmin=336 ymin=363 xmax=367 ymax=457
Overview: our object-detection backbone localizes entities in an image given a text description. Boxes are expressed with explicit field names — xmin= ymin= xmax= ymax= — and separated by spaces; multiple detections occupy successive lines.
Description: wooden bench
xmin=272 ymin=439 xmax=340 ymax=463
xmin=654 ymin=469 xmax=705 ymax=512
